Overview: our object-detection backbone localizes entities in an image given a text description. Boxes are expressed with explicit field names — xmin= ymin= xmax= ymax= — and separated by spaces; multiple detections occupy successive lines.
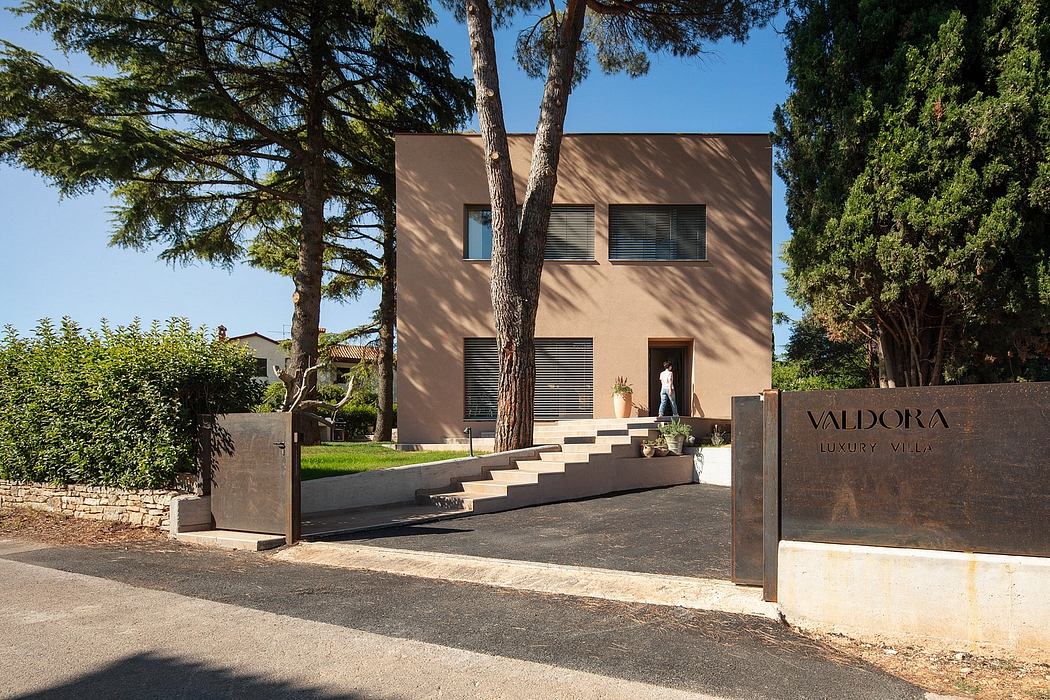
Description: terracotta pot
xmin=641 ymin=444 xmax=655 ymax=458
xmin=613 ymin=391 xmax=633 ymax=418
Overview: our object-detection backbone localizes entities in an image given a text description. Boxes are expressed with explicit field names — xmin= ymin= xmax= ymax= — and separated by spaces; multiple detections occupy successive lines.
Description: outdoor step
xmin=545 ymin=418 xmax=659 ymax=429
xmin=535 ymin=431 xmax=653 ymax=441
xmin=594 ymin=435 xmax=634 ymax=445
xmin=559 ymin=435 xmax=597 ymax=444
xmin=532 ymin=429 xmax=601 ymax=439
xmin=538 ymin=452 xmax=592 ymax=463
xmin=514 ymin=459 xmax=569 ymax=473
xmin=596 ymin=428 xmax=661 ymax=437
xmin=559 ymin=443 xmax=614 ymax=454
xmin=427 ymin=491 xmax=502 ymax=511
xmin=461 ymin=480 xmax=512 ymax=497
xmin=487 ymin=469 xmax=541 ymax=484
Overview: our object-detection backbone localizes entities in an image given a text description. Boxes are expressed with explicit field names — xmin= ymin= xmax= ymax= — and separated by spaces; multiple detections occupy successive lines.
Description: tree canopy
xmin=0 ymin=0 xmax=472 ymax=427
xmin=773 ymin=313 xmax=873 ymax=391
xmin=774 ymin=0 xmax=1050 ymax=386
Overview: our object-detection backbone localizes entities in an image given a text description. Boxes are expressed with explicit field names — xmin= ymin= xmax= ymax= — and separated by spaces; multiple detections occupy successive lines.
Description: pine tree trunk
xmin=287 ymin=20 xmax=326 ymax=444
xmin=465 ymin=0 xmax=586 ymax=451
xmin=373 ymin=228 xmax=396 ymax=442
xmin=287 ymin=177 xmax=324 ymax=445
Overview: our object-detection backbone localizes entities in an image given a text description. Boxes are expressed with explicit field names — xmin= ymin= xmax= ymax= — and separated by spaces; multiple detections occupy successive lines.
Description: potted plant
xmin=612 ymin=375 xmax=633 ymax=418
xmin=659 ymin=419 xmax=693 ymax=455
xmin=641 ymin=437 xmax=664 ymax=458
xmin=710 ymin=424 xmax=729 ymax=446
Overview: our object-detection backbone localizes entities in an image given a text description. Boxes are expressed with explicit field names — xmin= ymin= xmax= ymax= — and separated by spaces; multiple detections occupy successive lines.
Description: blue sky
xmin=0 ymin=4 xmax=798 ymax=348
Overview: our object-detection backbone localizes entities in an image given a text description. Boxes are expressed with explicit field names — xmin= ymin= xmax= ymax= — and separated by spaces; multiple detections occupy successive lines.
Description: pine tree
xmin=0 ymin=0 xmax=472 ymax=427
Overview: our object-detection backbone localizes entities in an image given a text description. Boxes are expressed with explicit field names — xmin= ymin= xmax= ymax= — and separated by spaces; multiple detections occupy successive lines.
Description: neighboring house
xmin=221 ymin=326 xmax=393 ymax=394
xmin=221 ymin=329 xmax=287 ymax=384
xmin=395 ymin=133 xmax=772 ymax=444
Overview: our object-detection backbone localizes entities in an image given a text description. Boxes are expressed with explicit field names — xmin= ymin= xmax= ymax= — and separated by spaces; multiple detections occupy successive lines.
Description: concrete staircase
xmin=421 ymin=418 xmax=681 ymax=515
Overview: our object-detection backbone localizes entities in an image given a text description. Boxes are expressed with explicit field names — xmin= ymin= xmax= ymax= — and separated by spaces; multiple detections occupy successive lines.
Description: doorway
xmin=648 ymin=342 xmax=691 ymax=417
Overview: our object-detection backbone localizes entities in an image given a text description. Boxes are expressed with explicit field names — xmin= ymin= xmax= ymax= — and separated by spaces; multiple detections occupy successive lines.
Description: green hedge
xmin=0 ymin=318 xmax=262 ymax=488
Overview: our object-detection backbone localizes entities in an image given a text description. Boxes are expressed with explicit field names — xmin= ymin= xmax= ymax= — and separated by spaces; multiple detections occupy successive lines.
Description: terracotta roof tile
xmin=329 ymin=344 xmax=381 ymax=362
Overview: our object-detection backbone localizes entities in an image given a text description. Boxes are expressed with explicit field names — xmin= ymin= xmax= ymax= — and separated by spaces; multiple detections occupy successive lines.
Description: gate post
xmin=730 ymin=395 xmax=764 ymax=585
xmin=762 ymin=389 xmax=781 ymax=603
xmin=286 ymin=412 xmax=303 ymax=544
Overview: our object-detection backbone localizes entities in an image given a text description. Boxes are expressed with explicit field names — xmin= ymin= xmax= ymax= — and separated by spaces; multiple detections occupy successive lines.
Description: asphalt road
xmin=0 ymin=538 xmax=925 ymax=700
xmin=334 ymin=484 xmax=733 ymax=579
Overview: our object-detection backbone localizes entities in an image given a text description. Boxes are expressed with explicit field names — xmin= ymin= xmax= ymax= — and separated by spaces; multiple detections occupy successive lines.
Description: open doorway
xmin=648 ymin=341 xmax=691 ymax=417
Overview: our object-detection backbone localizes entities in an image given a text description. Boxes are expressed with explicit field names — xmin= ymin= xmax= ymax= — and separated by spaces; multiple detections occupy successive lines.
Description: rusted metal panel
xmin=731 ymin=395 xmax=763 ymax=586
xmin=762 ymin=389 xmax=781 ymax=603
xmin=204 ymin=412 xmax=301 ymax=541
xmin=780 ymin=383 xmax=1050 ymax=558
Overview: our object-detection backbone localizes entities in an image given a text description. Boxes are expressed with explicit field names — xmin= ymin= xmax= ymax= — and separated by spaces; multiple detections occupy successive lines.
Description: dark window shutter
xmin=464 ymin=339 xmax=499 ymax=420
xmin=545 ymin=206 xmax=594 ymax=260
xmin=464 ymin=205 xmax=594 ymax=261
xmin=609 ymin=205 xmax=707 ymax=260
xmin=534 ymin=339 xmax=593 ymax=419
xmin=463 ymin=338 xmax=593 ymax=420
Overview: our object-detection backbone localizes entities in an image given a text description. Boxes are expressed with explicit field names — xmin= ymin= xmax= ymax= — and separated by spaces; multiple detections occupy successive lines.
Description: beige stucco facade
xmin=396 ymin=133 xmax=772 ymax=444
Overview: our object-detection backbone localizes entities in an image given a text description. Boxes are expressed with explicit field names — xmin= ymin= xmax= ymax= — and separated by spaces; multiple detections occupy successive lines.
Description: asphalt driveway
xmin=329 ymin=483 xmax=732 ymax=579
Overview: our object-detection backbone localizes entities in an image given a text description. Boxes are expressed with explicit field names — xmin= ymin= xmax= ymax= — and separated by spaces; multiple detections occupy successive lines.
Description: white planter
xmin=693 ymin=447 xmax=732 ymax=485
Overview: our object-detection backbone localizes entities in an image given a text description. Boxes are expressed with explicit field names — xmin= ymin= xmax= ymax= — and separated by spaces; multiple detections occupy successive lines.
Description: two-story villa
xmin=395 ymin=133 xmax=772 ymax=445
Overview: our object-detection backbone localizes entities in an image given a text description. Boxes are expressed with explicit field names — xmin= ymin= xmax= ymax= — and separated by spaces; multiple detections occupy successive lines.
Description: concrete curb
xmin=276 ymin=542 xmax=780 ymax=620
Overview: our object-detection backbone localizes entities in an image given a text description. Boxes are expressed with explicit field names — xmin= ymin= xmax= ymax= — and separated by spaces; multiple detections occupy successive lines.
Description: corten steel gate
xmin=732 ymin=383 xmax=1050 ymax=603
xmin=200 ymin=412 xmax=303 ymax=543
xmin=730 ymin=395 xmax=764 ymax=586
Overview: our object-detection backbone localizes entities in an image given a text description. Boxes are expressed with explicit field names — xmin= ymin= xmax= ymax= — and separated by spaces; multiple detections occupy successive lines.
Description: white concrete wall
xmin=168 ymin=495 xmax=212 ymax=535
xmin=778 ymin=540 xmax=1050 ymax=657
xmin=694 ymin=447 xmax=731 ymax=486
xmin=301 ymin=447 xmax=558 ymax=515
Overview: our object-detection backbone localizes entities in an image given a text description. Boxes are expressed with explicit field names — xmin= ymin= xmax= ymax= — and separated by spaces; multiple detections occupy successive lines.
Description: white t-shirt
xmin=660 ymin=368 xmax=673 ymax=392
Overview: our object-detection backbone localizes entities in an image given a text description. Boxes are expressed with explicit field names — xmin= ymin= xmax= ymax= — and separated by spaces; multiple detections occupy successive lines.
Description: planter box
xmin=694 ymin=446 xmax=732 ymax=486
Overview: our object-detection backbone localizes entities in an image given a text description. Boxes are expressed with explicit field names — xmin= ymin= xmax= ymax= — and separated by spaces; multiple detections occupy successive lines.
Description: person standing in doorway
xmin=658 ymin=360 xmax=679 ymax=418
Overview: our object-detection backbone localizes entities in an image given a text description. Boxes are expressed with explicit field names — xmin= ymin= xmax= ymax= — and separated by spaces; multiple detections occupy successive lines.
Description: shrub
xmin=340 ymin=404 xmax=377 ymax=438
xmin=256 ymin=381 xmax=287 ymax=413
xmin=0 ymin=318 xmax=262 ymax=488
xmin=255 ymin=382 xmax=397 ymax=437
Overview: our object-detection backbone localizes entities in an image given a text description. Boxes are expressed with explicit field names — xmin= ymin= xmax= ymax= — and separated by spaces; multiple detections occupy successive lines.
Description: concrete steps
xmin=422 ymin=418 xmax=670 ymax=516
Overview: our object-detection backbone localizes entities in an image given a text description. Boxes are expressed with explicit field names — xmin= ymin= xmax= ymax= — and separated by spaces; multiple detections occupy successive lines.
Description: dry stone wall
xmin=0 ymin=480 xmax=183 ymax=529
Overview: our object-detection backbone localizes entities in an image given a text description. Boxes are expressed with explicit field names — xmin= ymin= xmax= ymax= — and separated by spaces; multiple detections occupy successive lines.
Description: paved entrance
xmin=327 ymin=483 xmax=731 ymax=580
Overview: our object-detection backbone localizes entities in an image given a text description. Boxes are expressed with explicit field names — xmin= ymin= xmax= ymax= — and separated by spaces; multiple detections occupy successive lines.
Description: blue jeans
xmin=658 ymin=389 xmax=679 ymax=417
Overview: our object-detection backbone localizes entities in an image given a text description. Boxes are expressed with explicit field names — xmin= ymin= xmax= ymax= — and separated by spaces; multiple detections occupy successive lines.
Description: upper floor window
xmin=465 ymin=205 xmax=595 ymax=260
xmin=609 ymin=204 xmax=707 ymax=261
xmin=255 ymin=357 xmax=269 ymax=378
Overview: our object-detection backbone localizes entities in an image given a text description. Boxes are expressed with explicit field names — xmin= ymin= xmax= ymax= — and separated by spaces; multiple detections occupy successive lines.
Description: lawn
xmin=300 ymin=442 xmax=482 ymax=480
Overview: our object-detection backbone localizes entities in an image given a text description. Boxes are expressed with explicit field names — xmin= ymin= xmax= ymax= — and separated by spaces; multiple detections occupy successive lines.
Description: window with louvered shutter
xmin=544 ymin=206 xmax=594 ymax=260
xmin=609 ymin=205 xmax=707 ymax=260
xmin=534 ymin=339 xmax=593 ymax=419
xmin=463 ymin=338 xmax=593 ymax=420
xmin=464 ymin=338 xmax=499 ymax=420
xmin=464 ymin=206 xmax=594 ymax=260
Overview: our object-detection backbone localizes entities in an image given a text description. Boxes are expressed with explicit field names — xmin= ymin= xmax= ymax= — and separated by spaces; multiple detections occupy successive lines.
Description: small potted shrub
xmin=641 ymin=437 xmax=664 ymax=458
xmin=659 ymin=419 xmax=693 ymax=455
xmin=710 ymin=424 xmax=729 ymax=446
xmin=612 ymin=375 xmax=633 ymax=418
